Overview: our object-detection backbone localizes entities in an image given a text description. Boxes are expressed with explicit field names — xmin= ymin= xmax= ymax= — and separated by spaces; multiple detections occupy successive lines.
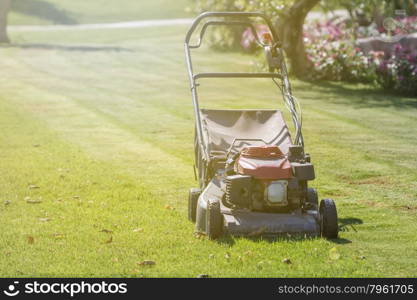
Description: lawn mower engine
xmin=224 ymin=145 xmax=314 ymax=212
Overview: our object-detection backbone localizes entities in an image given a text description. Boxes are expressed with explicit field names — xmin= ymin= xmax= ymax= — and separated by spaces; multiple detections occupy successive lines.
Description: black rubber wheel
xmin=307 ymin=188 xmax=319 ymax=208
xmin=188 ymin=188 xmax=201 ymax=223
xmin=206 ymin=199 xmax=223 ymax=240
xmin=319 ymin=198 xmax=338 ymax=239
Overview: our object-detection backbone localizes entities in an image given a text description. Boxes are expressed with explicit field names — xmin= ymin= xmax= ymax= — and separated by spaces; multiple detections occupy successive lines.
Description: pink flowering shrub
xmin=304 ymin=17 xmax=417 ymax=95
xmin=372 ymin=44 xmax=417 ymax=95
xmin=241 ymin=15 xmax=417 ymax=95
xmin=241 ymin=25 xmax=270 ymax=51
xmin=304 ymin=19 xmax=375 ymax=82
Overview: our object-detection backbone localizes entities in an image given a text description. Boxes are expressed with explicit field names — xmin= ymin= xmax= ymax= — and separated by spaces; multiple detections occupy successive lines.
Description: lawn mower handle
xmin=184 ymin=12 xmax=280 ymax=45
xmin=184 ymin=12 xmax=300 ymax=178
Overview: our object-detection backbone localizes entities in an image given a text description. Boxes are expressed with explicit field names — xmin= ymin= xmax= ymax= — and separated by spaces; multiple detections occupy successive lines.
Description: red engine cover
xmin=235 ymin=146 xmax=292 ymax=180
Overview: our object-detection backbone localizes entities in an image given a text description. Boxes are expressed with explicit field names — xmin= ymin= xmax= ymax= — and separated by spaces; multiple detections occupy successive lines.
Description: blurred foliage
xmin=192 ymin=0 xmax=417 ymax=49
xmin=304 ymin=19 xmax=376 ymax=82
xmin=191 ymin=0 xmax=417 ymax=94
xmin=320 ymin=0 xmax=417 ymax=26
xmin=192 ymin=0 xmax=294 ymax=49
xmin=373 ymin=45 xmax=417 ymax=96
xmin=193 ymin=0 xmax=290 ymax=17
xmin=304 ymin=16 xmax=417 ymax=95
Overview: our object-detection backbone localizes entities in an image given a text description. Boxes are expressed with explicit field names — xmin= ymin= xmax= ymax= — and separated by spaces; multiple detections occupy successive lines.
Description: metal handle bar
xmin=189 ymin=21 xmax=275 ymax=49
xmin=194 ymin=73 xmax=282 ymax=80
xmin=184 ymin=12 xmax=288 ymax=166
xmin=185 ymin=12 xmax=279 ymax=45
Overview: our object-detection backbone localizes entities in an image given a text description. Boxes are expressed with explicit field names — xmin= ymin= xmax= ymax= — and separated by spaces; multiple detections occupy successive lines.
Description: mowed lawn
xmin=0 ymin=24 xmax=416 ymax=277
xmin=8 ymin=0 xmax=191 ymax=25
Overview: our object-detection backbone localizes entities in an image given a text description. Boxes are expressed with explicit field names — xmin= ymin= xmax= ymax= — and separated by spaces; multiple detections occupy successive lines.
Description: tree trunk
xmin=406 ymin=0 xmax=417 ymax=16
xmin=277 ymin=0 xmax=320 ymax=78
xmin=0 ymin=0 xmax=11 ymax=43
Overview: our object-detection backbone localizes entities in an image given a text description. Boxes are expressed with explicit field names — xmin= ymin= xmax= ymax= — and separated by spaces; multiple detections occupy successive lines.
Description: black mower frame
xmin=184 ymin=12 xmax=304 ymax=187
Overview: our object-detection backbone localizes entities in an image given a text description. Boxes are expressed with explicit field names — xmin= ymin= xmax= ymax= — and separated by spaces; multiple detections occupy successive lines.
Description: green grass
xmin=9 ymin=0 xmax=191 ymax=25
xmin=0 ymin=24 xmax=416 ymax=277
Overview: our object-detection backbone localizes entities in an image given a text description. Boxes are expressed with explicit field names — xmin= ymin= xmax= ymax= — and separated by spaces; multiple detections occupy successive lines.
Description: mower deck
xmin=222 ymin=210 xmax=320 ymax=237
xmin=196 ymin=178 xmax=320 ymax=237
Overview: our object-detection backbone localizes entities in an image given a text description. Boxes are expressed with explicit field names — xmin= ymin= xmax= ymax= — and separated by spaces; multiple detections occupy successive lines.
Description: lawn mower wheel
xmin=320 ymin=198 xmax=338 ymax=239
xmin=307 ymin=187 xmax=319 ymax=208
xmin=206 ymin=199 xmax=223 ymax=239
xmin=188 ymin=188 xmax=201 ymax=223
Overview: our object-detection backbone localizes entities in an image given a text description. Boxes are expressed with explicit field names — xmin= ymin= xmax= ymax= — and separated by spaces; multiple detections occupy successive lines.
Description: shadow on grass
xmin=2 ymin=43 xmax=134 ymax=52
xmin=338 ymin=217 xmax=363 ymax=233
xmin=11 ymin=0 xmax=77 ymax=25
xmin=214 ymin=217 xmax=361 ymax=246
xmin=216 ymin=233 xmax=325 ymax=247
xmin=298 ymin=80 xmax=417 ymax=110
xmin=329 ymin=237 xmax=352 ymax=244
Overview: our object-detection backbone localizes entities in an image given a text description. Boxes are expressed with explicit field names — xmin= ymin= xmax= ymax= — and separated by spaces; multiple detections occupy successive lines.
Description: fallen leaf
xmin=100 ymin=229 xmax=113 ymax=234
xmin=133 ymin=228 xmax=144 ymax=233
xmin=164 ymin=205 xmax=175 ymax=210
xmin=26 ymin=198 xmax=42 ymax=204
xmin=39 ymin=218 xmax=51 ymax=222
xmin=138 ymin=260 xmax=155 ymax=266
xmin=104 ymin=236 xmax=113 ymax=244
xmin=52 ymin=233 xmax=65 ymax=239
xmin=329 ymin=247 xmax=341 ymax=260
xmin=27 ymin=236 xmax=35 ymax=244
xmin=28 ymin=185 xmax=40 ymax=190
xmin=282 ymin=258 xmax=292 ymax=264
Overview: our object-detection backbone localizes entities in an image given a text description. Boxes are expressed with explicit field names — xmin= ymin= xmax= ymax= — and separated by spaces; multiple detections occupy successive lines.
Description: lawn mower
xmin=184 ymin=12 xmax=338 ymax=239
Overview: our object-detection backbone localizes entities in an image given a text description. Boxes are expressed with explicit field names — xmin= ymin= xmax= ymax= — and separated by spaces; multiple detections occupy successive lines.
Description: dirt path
xmin=8 ymin=18 xmax=193 ymax=32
